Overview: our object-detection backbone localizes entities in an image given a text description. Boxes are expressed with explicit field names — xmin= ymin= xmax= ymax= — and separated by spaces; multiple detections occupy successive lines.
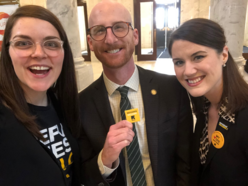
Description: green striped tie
xmin=117 ymin=86 xmax=146 ymax=186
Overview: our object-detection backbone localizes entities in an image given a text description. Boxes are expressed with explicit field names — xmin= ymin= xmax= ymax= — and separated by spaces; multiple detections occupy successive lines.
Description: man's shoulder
xmin=79 ymin=75 xmax=103 ymax=95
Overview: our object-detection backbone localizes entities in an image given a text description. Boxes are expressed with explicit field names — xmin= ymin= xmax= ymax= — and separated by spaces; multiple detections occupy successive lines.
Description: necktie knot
xmin=117 ymin=86 xmax=129 ymax=98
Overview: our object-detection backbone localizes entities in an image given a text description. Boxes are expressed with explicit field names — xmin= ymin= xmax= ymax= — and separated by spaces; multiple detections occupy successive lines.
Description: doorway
xmin=77 ymin=0 xmax=91 ymax=61
xmin=134 ymin=0 xmax=180 ymax=61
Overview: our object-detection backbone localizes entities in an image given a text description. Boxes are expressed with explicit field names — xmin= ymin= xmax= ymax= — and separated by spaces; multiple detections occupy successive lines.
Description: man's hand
xmin=102 ymin=120 xmax=134 ymax=168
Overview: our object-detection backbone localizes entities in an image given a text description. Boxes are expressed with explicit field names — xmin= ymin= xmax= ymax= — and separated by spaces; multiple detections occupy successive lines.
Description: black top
xmin=191 ymin=103 xmax=248 ymax=186
xmin=28 ymin=101 xmax=73 ymax=186
xmin=0 ymin=91 xmax=81 ymax=186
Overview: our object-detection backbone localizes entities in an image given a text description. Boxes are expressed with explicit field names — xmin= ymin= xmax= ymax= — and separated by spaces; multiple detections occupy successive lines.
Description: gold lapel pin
xmin=151 ymin=89 xmax=157 ymax=95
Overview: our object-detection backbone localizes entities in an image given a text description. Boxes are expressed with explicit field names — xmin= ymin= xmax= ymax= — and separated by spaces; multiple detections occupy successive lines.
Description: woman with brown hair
xmin=168 ymin=18 xmax=248 ymax=186
xmin=0 ymin=5 xmax=81 ymax=186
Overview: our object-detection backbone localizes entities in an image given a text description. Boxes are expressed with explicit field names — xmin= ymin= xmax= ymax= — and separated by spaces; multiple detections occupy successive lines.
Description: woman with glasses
xmin=168 ymin=18 xmax=248 ymax=186
xmin=0 ymin=5 xmax=81 ymax=186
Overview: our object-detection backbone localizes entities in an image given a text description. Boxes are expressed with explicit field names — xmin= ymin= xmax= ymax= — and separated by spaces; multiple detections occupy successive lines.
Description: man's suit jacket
xmin=191 ymin=105 xmax=248 ymax=186
xmin=0 ymin=91 xmax=81 ymax=186
xmin=79 ymin=66 xmax=193 ymax=186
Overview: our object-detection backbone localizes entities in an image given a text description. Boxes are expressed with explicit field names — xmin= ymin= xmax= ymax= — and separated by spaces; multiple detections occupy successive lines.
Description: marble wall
xmin=180 ymin=0 xmax=199 ymax=23
xmin=180 ymin=0 xmax=210 ymax=23
xmin=19 ymin=0 xmax=46 ymax=7
xmin=244 ymin=2 xmax=248 ymax=47
xmin=199 ymin=0 xmax=210 ymax=19
xmin=46 ymin=0 xmax=93 ymax=91
xmin=210 ymin=0 xmax=247 ymax=63
xmin=47 ymin=0 xmax=82 ymax=63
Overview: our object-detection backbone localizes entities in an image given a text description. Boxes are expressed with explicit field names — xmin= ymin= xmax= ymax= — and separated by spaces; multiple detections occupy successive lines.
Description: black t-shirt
xmin=28 ymin=102 xmax=73 ymax=186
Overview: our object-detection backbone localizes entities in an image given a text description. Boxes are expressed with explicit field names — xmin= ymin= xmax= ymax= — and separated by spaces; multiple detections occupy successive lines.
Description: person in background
xmin=0 ymin=5 xmax=81 ymax=186
xmin=78 ymin=0 xmax=193 ymax=186
xmin=168 ymin=18 xmax=248 ymax=186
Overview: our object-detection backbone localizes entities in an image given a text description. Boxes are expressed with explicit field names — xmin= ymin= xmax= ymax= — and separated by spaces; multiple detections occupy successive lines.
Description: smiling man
xmin=78 ymin=1 xmax=193 ymax=186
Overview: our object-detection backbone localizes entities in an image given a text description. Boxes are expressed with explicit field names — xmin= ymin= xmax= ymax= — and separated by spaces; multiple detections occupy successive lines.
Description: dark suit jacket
xmin=191 ymin=105 xmax=248 ymax=186
xmin=0 ymin=91 xmax=81 ymax=186
xmin=79 ymin=66 xmax=193 ymax=186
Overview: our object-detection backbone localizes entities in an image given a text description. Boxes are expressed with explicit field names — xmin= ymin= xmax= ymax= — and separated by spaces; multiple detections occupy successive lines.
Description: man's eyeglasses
xmin=87 ymin=22 xmax=134 ymax=41
xmin=9 ymin=39 xmax=64 ymax=57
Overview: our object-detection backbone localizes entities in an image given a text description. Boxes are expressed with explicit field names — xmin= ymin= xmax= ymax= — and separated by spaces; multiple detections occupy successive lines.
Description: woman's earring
xmin=223 ymin=63 xmax=226 ymax=67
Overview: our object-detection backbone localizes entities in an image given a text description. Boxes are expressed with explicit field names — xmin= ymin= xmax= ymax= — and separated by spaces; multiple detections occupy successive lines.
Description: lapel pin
xmin=211 ymin=131 xmax=225 ymax=149
xmin=219 ymin=122 xmax=228 ymax=130
xmin=151 ymin=89 xmax=157 ymax=95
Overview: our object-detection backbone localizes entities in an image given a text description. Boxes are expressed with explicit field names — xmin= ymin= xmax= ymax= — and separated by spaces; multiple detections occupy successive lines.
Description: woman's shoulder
xmin=0 ymin=99 xmax=8 ymax=127
xmin=0 ymin=98 xmax=7 ymax=114
xmin=236 ymin=104 xmax=248 ymax=120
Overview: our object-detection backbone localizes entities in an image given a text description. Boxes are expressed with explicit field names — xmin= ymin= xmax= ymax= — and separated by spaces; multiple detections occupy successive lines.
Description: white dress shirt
xmin=97 ymin=65 xmax=155 ymax=186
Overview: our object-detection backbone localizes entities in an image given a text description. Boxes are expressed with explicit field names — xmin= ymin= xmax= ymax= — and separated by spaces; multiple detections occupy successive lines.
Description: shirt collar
xmin=203 ymin=97 xmax=235 ymax=124
xmin=103 ymin=65 xmax=139 ymax=96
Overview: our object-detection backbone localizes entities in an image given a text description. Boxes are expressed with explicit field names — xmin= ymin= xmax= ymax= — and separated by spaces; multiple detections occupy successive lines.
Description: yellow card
xmin=125 ymin=108 xmax=140 ymax=123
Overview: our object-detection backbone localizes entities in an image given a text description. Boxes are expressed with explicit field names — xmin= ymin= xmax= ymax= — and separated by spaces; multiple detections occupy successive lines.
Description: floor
xmin=85 ymin=58 xmax=175 ymax=81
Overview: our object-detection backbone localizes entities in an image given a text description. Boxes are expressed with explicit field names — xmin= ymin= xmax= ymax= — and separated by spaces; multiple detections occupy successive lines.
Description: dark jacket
xmin=0 ymin=91 xmax=81 ymax=186
xmin=78 ymin=66 xmax=193 ymax=186
xmin=191 ymin=105 xmax=248 ymax=186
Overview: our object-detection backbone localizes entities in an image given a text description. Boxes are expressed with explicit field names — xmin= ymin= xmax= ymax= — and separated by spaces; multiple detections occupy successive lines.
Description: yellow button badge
xmin=211 ymin=131 xmax=225 ymax=149
xmin=151 ymin=89 xmax=157 ymax=95
xmin=125 ymin=108 xmax=140 ymax=123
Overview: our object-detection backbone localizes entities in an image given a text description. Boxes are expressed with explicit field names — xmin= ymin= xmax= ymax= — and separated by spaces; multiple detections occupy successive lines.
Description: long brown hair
xmin=168 ymin=18 xmax=248 ymax=114
xmin=0 ymin=5 xmax=80 ymax=140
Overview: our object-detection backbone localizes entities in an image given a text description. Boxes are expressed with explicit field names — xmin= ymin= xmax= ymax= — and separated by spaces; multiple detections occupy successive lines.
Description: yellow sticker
xmin=211 ymin=131 xmax=225 ymax=149
xmin=125 ymin=108 xmax=140 ymax=123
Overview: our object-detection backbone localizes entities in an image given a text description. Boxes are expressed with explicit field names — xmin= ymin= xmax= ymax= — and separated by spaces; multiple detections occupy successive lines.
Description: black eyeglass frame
xmin=87 ymin=21 xmax=134 ymax=41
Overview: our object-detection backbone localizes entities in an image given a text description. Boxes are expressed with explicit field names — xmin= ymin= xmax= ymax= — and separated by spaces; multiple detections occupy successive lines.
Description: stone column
xmin=199 ymin=0 xmax=210 ymax=19
xmin=180 ymin=0 xmax=199 ymax=24
xmin=243 ymin=2 xmax=248 ymax=47
xmin=180 ymin=0 xmax=210 ymax=24
xmin=47 ymin=0 xmax=93 ymax=92
xmin=210 ymin=0 xmax=248 ymax=77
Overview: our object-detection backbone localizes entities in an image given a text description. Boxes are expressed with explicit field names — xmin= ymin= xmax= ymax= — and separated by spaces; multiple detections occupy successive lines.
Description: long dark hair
xmin=0 ymin=5 xmax=80 ymax=140
xmin=168 ymin=18 xmax=248 ymax=114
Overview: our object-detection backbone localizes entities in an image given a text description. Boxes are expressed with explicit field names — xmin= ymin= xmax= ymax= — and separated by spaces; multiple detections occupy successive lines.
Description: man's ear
xmin=87 ymin=35 xmax=94 ymax=51
xmin=133 ymin=28 xmax=139 ymax=46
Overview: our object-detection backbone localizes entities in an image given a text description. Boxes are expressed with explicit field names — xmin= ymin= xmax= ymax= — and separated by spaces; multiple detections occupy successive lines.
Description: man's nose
xmin=104 ymin=27 xmax=118 ymax=44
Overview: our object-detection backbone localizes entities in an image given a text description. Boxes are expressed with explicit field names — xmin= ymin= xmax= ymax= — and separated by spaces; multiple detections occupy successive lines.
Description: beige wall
xmin=19 ymin=0 xmax=46 ymax=7
xmin=181 ymin=0 xmax=248 ymax=49
xmin=244 ymin=2 xmax=248 ymax=47
xmin=180 ymin=0 xmax=210 ymax=23
xmin=199 ymin=0 xmax=210 ymax=19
